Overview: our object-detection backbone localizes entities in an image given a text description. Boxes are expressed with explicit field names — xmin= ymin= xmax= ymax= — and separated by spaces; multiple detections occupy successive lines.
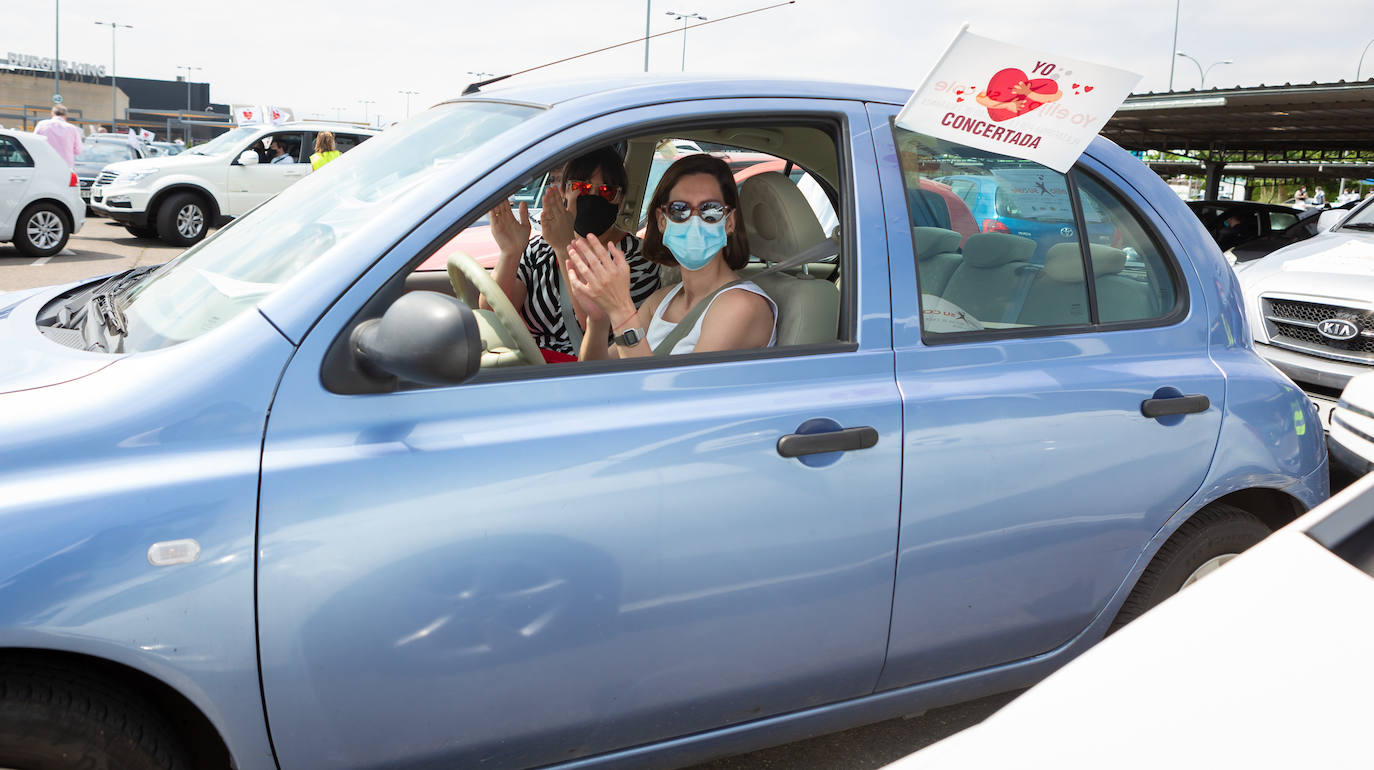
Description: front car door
xmin=225 ymin=131 xmax=308 ymax=215
xmin=867 ymin=104 xmax=1226 ymax=688
xmin=255 ymin=97 xmax=902 ymax=768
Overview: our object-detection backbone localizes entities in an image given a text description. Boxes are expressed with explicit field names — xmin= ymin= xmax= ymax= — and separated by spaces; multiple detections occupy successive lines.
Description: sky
xmin=7 ymin=0 xmax=1373 ymax=126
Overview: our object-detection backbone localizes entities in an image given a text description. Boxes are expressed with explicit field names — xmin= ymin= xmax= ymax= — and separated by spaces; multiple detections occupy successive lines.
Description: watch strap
xmin=613 ymin=326 xmax=646 ymax=347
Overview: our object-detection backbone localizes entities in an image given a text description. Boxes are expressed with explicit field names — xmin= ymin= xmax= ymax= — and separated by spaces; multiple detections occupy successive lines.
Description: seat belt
xmin=556 ymin=268 xmax=584 ymax=353
xmin=652 ymin=236 xmax=839 ymax=356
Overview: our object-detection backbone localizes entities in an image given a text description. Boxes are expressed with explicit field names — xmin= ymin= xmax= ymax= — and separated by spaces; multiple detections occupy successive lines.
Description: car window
xmin=1269 ymin=211 xmax=1298 ymax=231
xmin=77 ymin=143 xmax=137 ymax=163
xmin=0 ymin=136 xmax=33 ymax=167
xmin=266 ymin=132 xmax=309 ymax=163
xmin=1073 ymin=173 xmax=1179 ymax=323
xmin=896 ymin=128 xmax=1088 ymax=335
xmin=335 ymin=133 xmax=370 ymax=153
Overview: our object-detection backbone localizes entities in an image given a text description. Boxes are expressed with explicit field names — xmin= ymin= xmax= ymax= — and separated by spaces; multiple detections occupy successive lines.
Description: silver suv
xmin=90 ymin=121 xmax=377 ymax=245
xmin=1236 ymin=197 xmax=1374 ymax=423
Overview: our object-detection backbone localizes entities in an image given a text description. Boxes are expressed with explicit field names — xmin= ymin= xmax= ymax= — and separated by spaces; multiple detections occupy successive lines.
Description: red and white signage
xmin=232 ymin=104 xmax=295 ymax=125
xmin=896 ymin=27 xmax=1140 ymax=173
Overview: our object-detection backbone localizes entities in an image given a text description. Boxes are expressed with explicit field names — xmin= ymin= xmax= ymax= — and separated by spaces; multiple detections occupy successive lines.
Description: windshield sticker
xmin=896 ymin=26 xmax=1140 ymax=173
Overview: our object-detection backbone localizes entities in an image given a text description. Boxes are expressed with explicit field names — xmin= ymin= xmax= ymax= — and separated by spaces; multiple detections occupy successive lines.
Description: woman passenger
xmin=567 ymin=153 xmax=776 ymax=359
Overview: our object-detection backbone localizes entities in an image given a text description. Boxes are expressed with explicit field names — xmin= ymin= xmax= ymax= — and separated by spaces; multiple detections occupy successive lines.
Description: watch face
xmin=617 ymin=328 xmax=641 ymax=347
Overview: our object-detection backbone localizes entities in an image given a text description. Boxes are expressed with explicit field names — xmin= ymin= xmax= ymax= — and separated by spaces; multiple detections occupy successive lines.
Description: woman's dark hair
xmin=643 ymin=154 xmax=750 ymax=270
xmin=562 ymin=147 xmax=628 ymax=192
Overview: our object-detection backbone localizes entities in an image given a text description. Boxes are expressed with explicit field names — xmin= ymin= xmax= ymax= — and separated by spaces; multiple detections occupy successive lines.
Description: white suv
xmin=0 ymin=129 xmax=85 ymax=257
xmin=90 ymin=121 xmax=378 ymax=246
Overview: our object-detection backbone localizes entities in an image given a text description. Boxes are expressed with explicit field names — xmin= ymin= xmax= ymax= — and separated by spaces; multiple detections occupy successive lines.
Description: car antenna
xmin=462 ymin=0 xmax=796 ymax=95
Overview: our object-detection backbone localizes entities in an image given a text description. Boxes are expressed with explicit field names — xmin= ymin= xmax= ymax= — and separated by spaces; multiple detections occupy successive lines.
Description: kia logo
xmin=1317 ymin=318 xmax=1359 ymax=341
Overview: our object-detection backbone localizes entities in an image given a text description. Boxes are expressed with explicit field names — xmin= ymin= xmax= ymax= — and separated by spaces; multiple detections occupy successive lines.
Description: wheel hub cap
xmin=27 ymin=211 xmax=63 ymax=250
xmin=177 ymin=205 xmax=204 ymax=238
xmin=1181 ymin=554 xmax=1236 ymax=589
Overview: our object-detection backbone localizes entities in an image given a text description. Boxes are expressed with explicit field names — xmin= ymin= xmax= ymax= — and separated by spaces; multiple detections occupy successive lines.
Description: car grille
xmin=1263 ymin=297 xmax=1374 ymax=362
xmin=79 ymin=178 xmax=93 ymax=189
xmin=96 ymin=171 xmax=119 ymax=185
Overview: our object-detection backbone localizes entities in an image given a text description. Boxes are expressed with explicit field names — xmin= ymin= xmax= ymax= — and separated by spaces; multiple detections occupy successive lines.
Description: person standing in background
xmin=33 ymin=105 xmax=83 ymax=169
xmin=310 ymin=131 xmax=341 ymax=170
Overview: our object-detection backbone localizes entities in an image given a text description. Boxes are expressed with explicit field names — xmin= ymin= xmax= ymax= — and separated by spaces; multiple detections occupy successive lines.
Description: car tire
xmin=13 ymin=202 xmax=70 ymax=258
xmin=124 ymin=222 xmax=159 ymax=239
xmin=0 ymin=661 xmax=192 ymax=770
xmin=157 ymin=192 xmax=209 ymax=246
xmin=1109 ymin=503 xmax=1269 ymax=633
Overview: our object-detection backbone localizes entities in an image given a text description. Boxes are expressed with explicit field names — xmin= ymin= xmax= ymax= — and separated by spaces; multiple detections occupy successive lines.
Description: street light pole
xmin=54 ymin=0 xmax=60 ymax=99
xmin=177 ymin=65 xmax=203 ymax=111
xmin=1175 ymin=51 xmax=1231 ymax=88
xmin=665 ymin=10 xmax=706 ymax=72
xmin=358 ymin=99 xmax=375 ymax=125
xmin=397 ymin=90 xmax=419 ymax=118
xmin=94 ymin=21 xmax=132 ymax=132
xmin=1358 ymin=37 xmax=1374 ymax=80
xmin=644 ymin=0 xmax=651 ymax=72
xmin=1168 ymin=0 xmax=1180 ymax=91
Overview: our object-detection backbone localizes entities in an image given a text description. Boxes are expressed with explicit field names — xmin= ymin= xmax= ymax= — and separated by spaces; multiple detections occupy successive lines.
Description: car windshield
xmin=118 ymin=101 xmax=538 ymax=352
xmin=1339 ymin=199 xmax=1374 ymax=229
xmin=186 ymin=126 xmax=260 ymax=155
xmin=76 ymin=143 xmax=136 ymax=163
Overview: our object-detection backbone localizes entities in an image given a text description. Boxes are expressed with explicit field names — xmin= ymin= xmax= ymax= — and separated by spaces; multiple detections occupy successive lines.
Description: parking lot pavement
xmin=0 ymin=217 xmax=196 ymax=293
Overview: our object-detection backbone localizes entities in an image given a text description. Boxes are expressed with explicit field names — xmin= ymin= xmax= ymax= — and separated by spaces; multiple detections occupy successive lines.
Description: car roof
xmin=444 ymin=74 xmax=912 ymax=110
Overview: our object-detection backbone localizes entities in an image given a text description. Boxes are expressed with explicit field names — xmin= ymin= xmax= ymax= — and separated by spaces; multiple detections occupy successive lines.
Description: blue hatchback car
xmin=0 ymin=76 xmax=1327 ymax=770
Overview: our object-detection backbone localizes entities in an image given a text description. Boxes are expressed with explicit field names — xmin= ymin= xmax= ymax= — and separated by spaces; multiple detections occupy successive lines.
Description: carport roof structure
xmin=1102 ymin=80 xmax=1374 ymax=187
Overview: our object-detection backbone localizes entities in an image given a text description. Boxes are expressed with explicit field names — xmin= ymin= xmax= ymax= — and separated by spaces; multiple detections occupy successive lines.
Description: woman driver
xmin=567 ymin=153 xmax=776 ymax=360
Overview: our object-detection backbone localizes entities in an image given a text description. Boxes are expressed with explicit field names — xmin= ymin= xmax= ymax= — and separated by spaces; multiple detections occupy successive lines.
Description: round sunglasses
xmin=660 ymin=200 xmax=733 ymax=224
xmin=564 ymin=180 xmax=622 ymax=200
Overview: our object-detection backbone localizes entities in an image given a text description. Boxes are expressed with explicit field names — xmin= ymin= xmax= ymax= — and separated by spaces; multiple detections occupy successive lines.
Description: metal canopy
xmin=1102 ymin=80 xmax=1374 ymax=194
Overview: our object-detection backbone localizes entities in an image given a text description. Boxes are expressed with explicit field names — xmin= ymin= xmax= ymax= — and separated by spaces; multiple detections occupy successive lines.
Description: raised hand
xmin=489 ymin=199 xmax=531 ymax=257
xmin=567 ymin=234 xmax=635 ymax=328
xmin=541 ymin=184 xmax=576 ymax=252
xmin=565 ymin=257 xmax=606 ymax=323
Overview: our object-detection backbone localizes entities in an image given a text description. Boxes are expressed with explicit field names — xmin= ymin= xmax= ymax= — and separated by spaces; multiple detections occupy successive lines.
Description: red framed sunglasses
xmin=565 ymin=180 xmax=622 ymax=200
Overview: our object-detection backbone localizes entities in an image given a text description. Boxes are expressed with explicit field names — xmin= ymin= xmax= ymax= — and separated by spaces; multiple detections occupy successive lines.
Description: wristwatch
xmin=612 ymin=326 xmax=646 ymax=348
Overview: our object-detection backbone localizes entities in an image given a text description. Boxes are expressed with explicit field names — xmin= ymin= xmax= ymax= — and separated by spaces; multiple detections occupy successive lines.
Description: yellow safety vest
xmin=310 ymin=150 xmax=341 ymax=170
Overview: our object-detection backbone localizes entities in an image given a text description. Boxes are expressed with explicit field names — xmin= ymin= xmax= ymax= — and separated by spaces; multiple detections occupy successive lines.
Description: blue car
xmin=0 ymin=76 xmax=1326 ymax=770
xmin=936 ymin=171 xmax=1117 ymax=261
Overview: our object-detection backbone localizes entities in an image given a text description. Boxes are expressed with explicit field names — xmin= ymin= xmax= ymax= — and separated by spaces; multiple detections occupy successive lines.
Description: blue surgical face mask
xmin=662 ymin=217 xmax=727 ymax=272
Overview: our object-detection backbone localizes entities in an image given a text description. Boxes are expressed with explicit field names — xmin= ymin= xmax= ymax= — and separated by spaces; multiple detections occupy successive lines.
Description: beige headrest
xmin=739 ymin=172 xmax=828 ymax=263
xmin=1043 ymin=243 xmax=1129 ymax=282
xmin=913 ymin=227 xmax=963 ymax=261
xmin=961 ymin=232 xmax=1036 ymax=268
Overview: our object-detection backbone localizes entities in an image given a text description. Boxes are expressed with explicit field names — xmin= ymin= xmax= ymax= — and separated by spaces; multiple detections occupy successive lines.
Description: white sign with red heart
xmin=896 ymin=27 xmax=1140 ymax=173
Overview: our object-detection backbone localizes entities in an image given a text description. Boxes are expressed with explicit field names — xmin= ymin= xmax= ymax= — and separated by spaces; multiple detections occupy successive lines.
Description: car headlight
xmin=125 ymin=168 xmax=160 ymax=183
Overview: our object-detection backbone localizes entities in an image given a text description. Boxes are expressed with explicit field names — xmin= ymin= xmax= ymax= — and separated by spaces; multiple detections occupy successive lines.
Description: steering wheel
xmin=446 ymin=251 xmax=545 ymax=367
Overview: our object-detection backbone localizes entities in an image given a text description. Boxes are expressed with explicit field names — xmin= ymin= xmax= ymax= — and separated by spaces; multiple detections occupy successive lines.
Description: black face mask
xmin=574 ymin=195 xmax=620 ymax=237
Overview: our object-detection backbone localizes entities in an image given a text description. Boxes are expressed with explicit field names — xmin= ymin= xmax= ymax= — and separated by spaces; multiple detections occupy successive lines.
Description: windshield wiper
xmin=1340 ymin=222 xmax=1374 ymax=231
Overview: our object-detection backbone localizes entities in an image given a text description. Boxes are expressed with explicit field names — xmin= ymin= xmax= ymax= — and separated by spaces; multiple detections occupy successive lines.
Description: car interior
xmin=396 ymin=122 xmax=849 ymax=377
xmin=897 ymin=128 xmax=1179 ymax=336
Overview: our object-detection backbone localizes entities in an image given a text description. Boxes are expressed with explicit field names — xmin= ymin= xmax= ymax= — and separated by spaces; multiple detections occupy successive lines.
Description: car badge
xmin=1059 ymin=226 xmax=1075 ymax=238
xmin=1317 ymin=318 xmax=1359 ymax=341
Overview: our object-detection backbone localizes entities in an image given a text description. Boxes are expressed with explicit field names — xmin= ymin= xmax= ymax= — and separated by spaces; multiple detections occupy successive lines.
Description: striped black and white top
xmin=515 ymin=233 xmax=660 ymax=355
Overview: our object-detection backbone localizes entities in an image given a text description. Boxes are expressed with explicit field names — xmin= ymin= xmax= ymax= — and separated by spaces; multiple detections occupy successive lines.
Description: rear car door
xmin=0 ymin=135 xmax=36 ymax=235
xmin=867 ymin=105 xmax=1226 ymax=688
xmin=255 ymin=97 xmax=902 ymax=768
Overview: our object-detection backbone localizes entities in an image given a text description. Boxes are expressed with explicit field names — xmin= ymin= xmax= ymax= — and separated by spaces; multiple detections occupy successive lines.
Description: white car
xmin=1234 ymin=198 xmax=1374 ymax=427
xmin=885 ymin=470 xmax=1374 ymax=770
xmin=0 ymin=129 xmax=85 ymax=258
xmin=89 ymin=121 xmax=378 ymax=246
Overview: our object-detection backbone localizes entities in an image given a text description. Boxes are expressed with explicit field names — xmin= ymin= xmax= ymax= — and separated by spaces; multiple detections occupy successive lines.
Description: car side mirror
xmin=351 ymin=291 xmax=481 ymax=387
xmin=238 ymin=150 xmax=259 ymax=166
xmin=1318 ymin=209 xmax=1348 ymax=231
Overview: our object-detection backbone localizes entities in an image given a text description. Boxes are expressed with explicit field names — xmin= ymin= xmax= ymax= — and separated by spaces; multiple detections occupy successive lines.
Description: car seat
xmin=737 ymin=171 xmax=841 ymax=345
xmin=1018 ymin=243 xmax=1153 ymax=325
xmin=913 ymin=226 xmax=963 ymax=296
xmin=940 ymin=232 xmax=1037 ymax=323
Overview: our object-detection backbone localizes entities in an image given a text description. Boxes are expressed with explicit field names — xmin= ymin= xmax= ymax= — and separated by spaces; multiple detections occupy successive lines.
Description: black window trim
xmin=321 ymin=108 xmax=866 ymax=395
xmin=0 ymin=135 xmax=35 ymax=168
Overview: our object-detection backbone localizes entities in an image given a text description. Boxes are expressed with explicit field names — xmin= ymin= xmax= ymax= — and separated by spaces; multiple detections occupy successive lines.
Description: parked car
xmin=73 ymin=135 xmax=150 ymax=210
xmin=1186 ymin=199 xmax=1302 ymax=256
xmin=0 ymin=129 xmax=85 ymax=257
xmin=1234 ymin=196 xmax=1374 ymax=426
xmin=885 ymin=469 xmax=1374 ymax=770
xmin=146 ymin=140 xmax=185 ymax=157
xmin=89 ymin=121 xmax=378 ymax=245
xmin=0 ymin=76 xmax=1327 ymax=770
xmin=936 ymin=171 xmax=1115 ymax=261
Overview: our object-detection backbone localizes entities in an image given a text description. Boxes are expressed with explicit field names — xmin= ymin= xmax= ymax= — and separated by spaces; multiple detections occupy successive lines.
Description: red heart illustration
xmin=1084 ymin=85 xmax=1094 ymax=92
xmin=956 ymin=97 xmax=964 ymax=102
xmin=1072 ymin=83 xmax=1079 ymax=89
xmin=955 ymin=89 xmax=964 ymax=95
xmin=982 ymin=68 xmax=1061 ymax=122
xmin=241 ymin=110 xmax=251 ymax=119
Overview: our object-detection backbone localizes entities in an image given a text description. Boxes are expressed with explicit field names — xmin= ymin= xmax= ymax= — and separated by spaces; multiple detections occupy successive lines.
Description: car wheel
xmin=0 ymin=661 xmax=191 ymax=769
xmin=13 ymin=202 xmax=70 ymax=258
xmin=157 ymin=192 xmax=209 ymax=246
xmin=1109 ymin=503 xmax=1269 ymax=633
xmin=124 ymin=222 xmax=159 ymax=239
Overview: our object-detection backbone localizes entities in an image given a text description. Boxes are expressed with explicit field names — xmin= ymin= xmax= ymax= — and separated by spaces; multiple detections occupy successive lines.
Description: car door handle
xmin=1141 ymin=394 xmax=1210 ymax=418
xmin=777 ymin=426 xmax=878 ymax=457
xmin=8 ymin=176 xmax=25 ymax=182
